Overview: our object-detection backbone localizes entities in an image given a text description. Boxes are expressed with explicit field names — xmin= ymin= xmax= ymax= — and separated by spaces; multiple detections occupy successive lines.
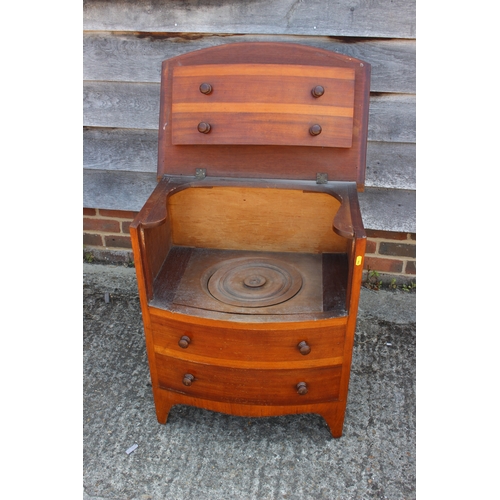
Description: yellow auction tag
xmin=356 ymin=256 xmax=362 ymax=266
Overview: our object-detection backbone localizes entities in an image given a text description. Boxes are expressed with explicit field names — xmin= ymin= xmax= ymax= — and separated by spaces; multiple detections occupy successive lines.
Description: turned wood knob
xmin=309 ymin=124 xmax=322 ymax=136
xmin=297 ymin=341 xmax=311 ymax=355
xmin=183 ymin=374 xmax=195 ymax=386
xmin=198 ymin=122 xmax=211 ymax=134
xmin=178 ymin=335 xmax=191 ymax=349
xmin=199 ymin=83 xmax=213 ymax=95
xmin=297 ymin=382 xmax=308 ymax=395
xmin=311 ymin=85 xmax=325 ymax=98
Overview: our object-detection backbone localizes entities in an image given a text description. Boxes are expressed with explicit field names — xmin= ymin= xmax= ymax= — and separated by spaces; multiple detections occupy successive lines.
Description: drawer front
xmin=156 ymin=355 xmax=342 ymax=405
xmin=150 ymin=314 xmax=346 ymax=363
xmin=171 ymin=64 xmax=355 ymax=148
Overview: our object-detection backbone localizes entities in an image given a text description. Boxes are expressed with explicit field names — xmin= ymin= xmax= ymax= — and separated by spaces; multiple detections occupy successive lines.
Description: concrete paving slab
xmin=83 ymin=263 xmax=416 ymax=500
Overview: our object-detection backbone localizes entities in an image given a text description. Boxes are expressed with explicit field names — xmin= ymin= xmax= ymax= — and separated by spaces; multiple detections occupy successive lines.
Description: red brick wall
xmin=364 ymin=229 xmax=416 ymax=283
xmin=83 ymin=208 xmax=138 ymax=265
xmin=83 ymin=209 xmax=416 ymax=282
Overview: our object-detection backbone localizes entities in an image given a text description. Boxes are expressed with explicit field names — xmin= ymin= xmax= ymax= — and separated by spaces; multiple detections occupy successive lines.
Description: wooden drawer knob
xmin=296 ymin=382 xmax=308 ymax=395
xmin=183 ymin=374 xmax=195 ymax=386
xmin=178 ymin=335 xmax=191 ymax=349
xmin=311 ymin=85 xmax=325 ymax=98
xmin=199 ymin=83 xmax=213 ymax=95
xmin=297 ymin=341 xmax=311 ymax=355
xmin=198 ymin=122 xmax=211 ymax=134
xmin=309 ymin=124 xmax=322 ymax=136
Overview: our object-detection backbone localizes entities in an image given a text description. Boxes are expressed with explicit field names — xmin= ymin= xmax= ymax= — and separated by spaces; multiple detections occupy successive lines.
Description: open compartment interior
xmin=143 ymin=185 xmax=353 ymax=321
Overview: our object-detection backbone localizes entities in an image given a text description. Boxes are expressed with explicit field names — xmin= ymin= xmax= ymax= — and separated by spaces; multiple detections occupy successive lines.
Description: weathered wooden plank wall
xmin=83 ymin=0 xmax=416 ymax=233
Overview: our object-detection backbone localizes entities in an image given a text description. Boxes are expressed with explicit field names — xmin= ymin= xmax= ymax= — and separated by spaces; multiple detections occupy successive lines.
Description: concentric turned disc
xmin=207 ymin=257 xmax=303 ymax=307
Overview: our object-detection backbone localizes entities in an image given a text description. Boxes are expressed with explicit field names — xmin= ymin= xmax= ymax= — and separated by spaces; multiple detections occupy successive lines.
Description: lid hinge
xmin=316 ymin=173 xmax=328 ymax=184
xmin=195 ymin=168 xmax=207 ymax=180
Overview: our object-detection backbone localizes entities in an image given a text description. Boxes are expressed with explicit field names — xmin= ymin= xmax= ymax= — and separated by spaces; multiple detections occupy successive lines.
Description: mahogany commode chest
xmin=130 ymin=43 xmax=370 ymax=437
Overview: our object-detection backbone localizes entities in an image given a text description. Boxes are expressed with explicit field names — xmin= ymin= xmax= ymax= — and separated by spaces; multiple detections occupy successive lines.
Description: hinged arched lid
xmin=158 ymin=43 xmax=370 ymax=189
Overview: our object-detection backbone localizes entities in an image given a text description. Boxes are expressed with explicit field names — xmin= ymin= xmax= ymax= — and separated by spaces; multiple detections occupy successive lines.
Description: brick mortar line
xmin=85 ymin=209 xmax=135 ymax=219
xmin=84 ymin=243 xmax=133 ymax=250
xmin=85 ymin=247 xmax=130 ymax=251
xmin=365 ymin=253 xmax=416 ymax=261
xmin=367 ymin=237 xmax=416 ymax=244
xmin=84 ymin=230 xmax=131 ymax=236
xmin=366 ymin=233 xmax=415 ymax=239
xmin=84 ymin=216 xmax=134 ymax=223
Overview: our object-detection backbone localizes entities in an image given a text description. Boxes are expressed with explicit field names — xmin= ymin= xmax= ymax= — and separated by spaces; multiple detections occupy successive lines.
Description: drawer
xmin=155 ymin=355 xmax=342 ymax=405
xmin=150 ymin=313 xmax=346 ymax=363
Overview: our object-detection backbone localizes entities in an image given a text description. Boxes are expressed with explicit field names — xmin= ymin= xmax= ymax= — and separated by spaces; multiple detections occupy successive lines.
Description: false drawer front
xmin=155 ymin=355 xmax=342 ymax=405
xmin=171 ymin=64 xmax=355 ymax=148
xmin=149 ymin=313 xmax=346 ymax=363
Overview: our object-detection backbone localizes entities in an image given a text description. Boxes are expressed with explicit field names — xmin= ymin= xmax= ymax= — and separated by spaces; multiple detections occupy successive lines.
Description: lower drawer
xmin=155 ymin=355 xmax=342 ymax=405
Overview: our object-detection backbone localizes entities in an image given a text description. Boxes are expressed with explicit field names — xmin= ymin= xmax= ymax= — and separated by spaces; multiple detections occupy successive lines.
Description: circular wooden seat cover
xmin=206 ymin=257 xmax=303 ymax=308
